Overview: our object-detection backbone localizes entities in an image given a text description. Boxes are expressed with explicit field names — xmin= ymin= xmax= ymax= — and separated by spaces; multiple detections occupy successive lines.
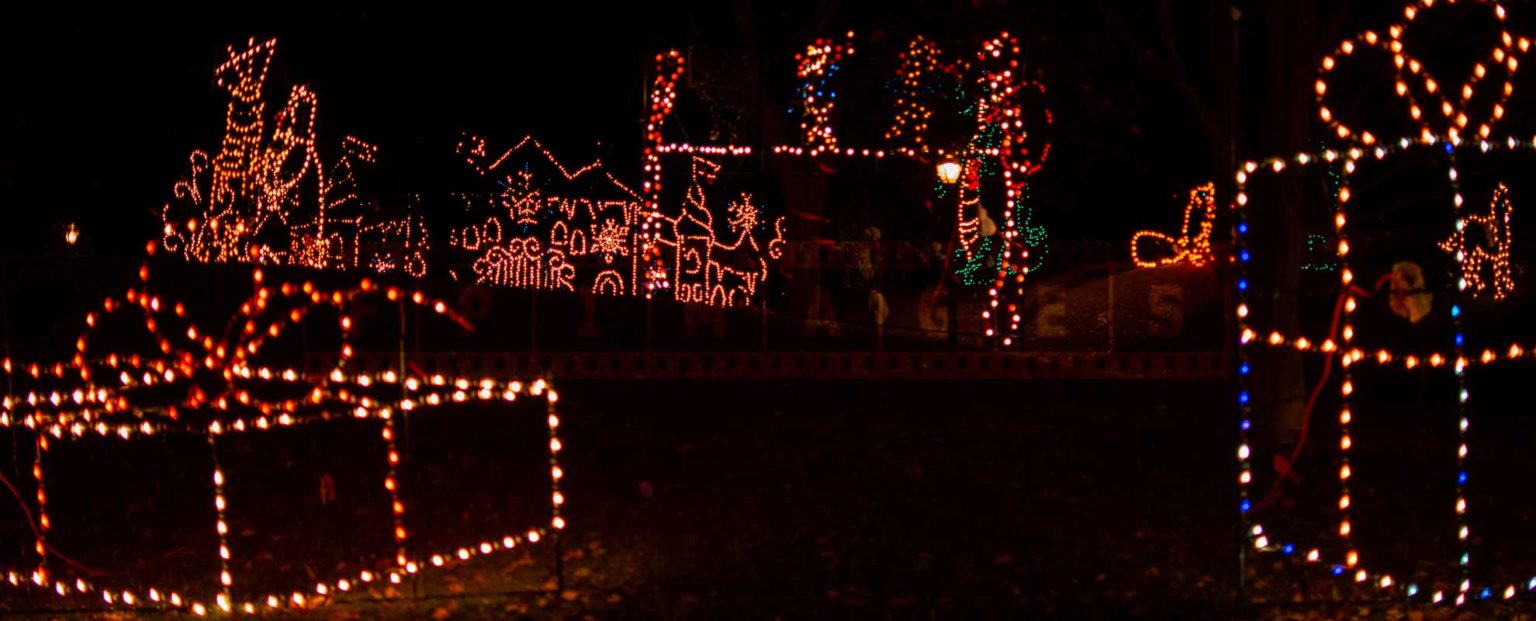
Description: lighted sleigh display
xmin=1234 ymin=0 xmax=1536 ymax=605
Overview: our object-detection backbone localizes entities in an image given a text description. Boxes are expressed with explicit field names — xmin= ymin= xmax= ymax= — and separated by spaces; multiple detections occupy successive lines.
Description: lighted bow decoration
xmin=0 ymin=241 xmax=566 ymax=616
xmin=1316 ymin=0 xmax=1528 ymax=146
xmin=1439 ymin=182 xmax=1516 ymax=298
xmin=1130 ymin=183 xmax=1216 ymax=268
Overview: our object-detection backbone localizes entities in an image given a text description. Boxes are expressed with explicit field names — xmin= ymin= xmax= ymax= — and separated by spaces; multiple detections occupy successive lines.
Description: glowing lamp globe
xmin=936 ymin=161 xmax=961 ymax=185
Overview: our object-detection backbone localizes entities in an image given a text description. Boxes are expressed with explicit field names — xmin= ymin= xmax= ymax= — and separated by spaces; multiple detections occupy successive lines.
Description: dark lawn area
xmin=1 ymin=378 xmax=1533 ymax=619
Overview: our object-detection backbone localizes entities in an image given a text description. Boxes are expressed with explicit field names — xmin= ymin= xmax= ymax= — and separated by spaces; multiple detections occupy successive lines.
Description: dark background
xmin=3 ymin=1 xmax=1536 ymax=616
xmin=0 ymin=0 xmax=1278 ymax=258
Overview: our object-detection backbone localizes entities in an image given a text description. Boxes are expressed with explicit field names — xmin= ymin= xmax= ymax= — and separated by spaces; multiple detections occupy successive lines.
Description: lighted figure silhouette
xmin=1439 ymin=183 xmax=1516 ymax=300
xmin=1130 ymin=183 xmax=1216 ymax=268
xmin=211 ymin=38 xmax=277 ymax=214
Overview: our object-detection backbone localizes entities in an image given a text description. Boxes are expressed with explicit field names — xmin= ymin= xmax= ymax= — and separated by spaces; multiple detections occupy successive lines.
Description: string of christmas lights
xmin=1130 ymin=183 xmax=1217 ymax=268
xmin=885 ymin=35 xmax=961 ymax=151
xmin=165 ymin=39 xmax=429 ymax=280
xmin=1302 ymin=233 xmax=1340 ymax=272
xmin=452 ymin=135 xmax=644 ymax=295
xmin=1245 ymin=326 xmax=1530 ymax=370
xmin=1441 ymin=145 xmax=1475 ymax=599
xmin=1294 ymin=1 xmax=1535 ymax=603
xmin=792 ymin=31 xmax=856 ymax=152
xmin=650 ymin=157 xmax=785 ymax=307
xmin=967 ymin=33 xmax=1052 ymax=348
xmin=0 ymin=240 xmax=567 ymax=615
xmin=1439 ymin=183 xmax=1515 ymax=299
xmin=642 ymin=51 xmax=687 ymax=297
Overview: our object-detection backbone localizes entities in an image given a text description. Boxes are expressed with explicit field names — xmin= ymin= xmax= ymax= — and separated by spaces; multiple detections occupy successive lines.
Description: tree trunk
xmin=1255 ymin=0 xmax=1314 ymax=448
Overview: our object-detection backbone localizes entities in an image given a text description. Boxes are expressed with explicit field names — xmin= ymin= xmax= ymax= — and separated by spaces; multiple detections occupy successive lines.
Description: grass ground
xmin=1 ymin=379 xmax=1531 ymax=619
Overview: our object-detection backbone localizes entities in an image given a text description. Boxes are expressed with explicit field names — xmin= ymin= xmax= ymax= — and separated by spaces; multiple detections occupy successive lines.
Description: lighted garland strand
xmin=1443 ymin=146 xmax=1474 ymax=598
xmin=1438 ymin=182 xmax=1516 ymax=299
xmin=952 ymin=182 xmax=1047 ymax=285
xmin=1302 ymin=233 xmax=1339 ymax=272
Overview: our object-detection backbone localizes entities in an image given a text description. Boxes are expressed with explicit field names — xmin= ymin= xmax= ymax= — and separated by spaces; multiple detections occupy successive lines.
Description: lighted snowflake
xmin=727 ymin=194 xmax=763 ymax=234
xmin=591 ymin=219 xmax=629 ymax=263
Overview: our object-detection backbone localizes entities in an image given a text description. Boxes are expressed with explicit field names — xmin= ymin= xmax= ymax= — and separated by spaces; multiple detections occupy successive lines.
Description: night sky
xmin=3 ymin=1 xmax=1531 ymax=257
xmin=0 ymin=1 xmax=1256 ymax=258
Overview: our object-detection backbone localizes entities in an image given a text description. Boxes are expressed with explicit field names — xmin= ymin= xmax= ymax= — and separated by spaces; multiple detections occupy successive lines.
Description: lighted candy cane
xmin=642 ymin=51 xmax=686 ymax=298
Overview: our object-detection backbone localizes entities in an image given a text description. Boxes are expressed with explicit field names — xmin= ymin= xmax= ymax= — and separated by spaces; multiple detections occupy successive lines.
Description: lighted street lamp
xmin=936 ymin=160 xmax=961 ymax=185
xmin=64 ymin=222 xmax=79 ymax=246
